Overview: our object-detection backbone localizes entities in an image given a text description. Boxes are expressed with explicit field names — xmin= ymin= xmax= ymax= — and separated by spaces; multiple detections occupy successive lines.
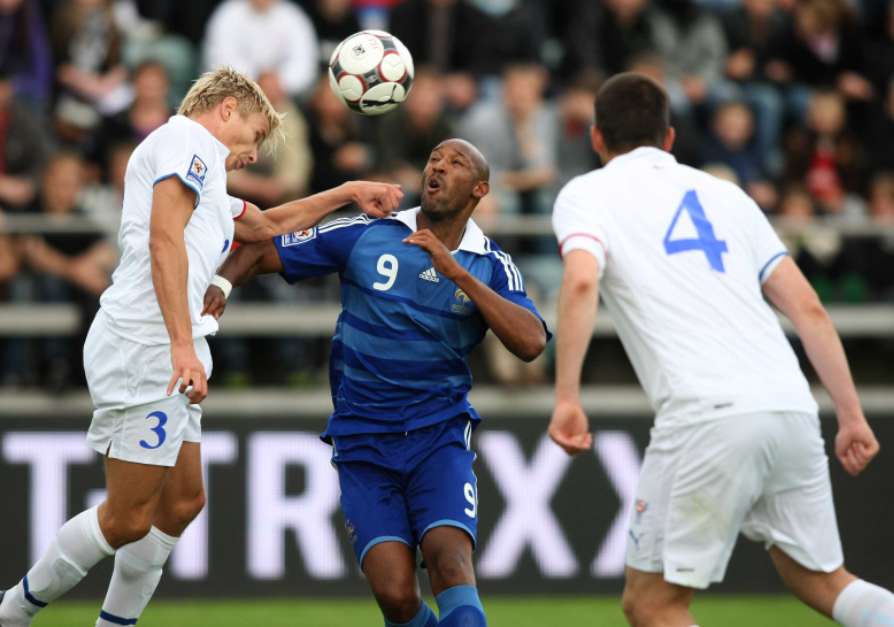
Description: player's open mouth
xmin=425 ymin=177 xmax=442 ymax=194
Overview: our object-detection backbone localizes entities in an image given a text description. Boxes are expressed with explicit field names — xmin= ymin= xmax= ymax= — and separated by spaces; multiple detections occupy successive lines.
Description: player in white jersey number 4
xmin=0 ymin=67 xmax=402 ymax=627
xmin=550 ymin=73 xmax=893 ymax=627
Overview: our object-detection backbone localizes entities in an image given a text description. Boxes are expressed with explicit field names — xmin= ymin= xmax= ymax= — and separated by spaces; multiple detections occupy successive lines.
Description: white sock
xmin=833 ymin=579 xmax=894 ymax=627
xmin=96 ymin=526 xmax=178 ymax=627
xmin=0 ymin=506 xmax=114 ymax=621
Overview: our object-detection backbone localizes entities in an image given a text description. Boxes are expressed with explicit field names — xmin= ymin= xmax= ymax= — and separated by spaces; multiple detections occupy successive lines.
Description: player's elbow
xmin=516 ymin=328 xmax=547 ymax=362
xmin=793 ymin=293 xmax=830 ymax=328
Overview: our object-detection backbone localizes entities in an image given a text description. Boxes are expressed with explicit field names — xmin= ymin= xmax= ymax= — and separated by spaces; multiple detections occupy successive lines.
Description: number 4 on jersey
xmin=663 ymin=190 xmax=728 ymax=272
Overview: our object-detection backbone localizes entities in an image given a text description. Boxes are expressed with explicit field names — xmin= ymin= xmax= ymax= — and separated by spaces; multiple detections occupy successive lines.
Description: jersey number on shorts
xmin=663 ymin=190 xmax=728 ymax=272
xmin=139 ymin=411 xmax=168 ymax=450
xmin=373 ymin=254 xmax=399 ymax=291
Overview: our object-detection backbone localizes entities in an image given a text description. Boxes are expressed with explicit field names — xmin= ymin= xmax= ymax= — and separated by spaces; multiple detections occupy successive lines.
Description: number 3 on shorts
xmin=139 ymin=411 xmax=168 ymax=450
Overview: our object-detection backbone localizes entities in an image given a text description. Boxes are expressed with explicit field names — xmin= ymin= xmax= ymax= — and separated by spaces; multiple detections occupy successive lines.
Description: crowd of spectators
xmin=0 ymin=0 xmax=892 ymax=389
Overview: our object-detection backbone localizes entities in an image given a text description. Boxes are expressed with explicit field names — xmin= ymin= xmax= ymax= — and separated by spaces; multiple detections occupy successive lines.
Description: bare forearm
xmin=795 ymin=307 xmax=862 ymax=422
xmin=555 ymin=257 xmax=599 ymax=403
xmin=453 ymin=270 xmax=546 ymax=362
xmin=150 ymin=234 xmax=192 ymax=346
xmin=237 ymin=185 xmax=355 ymax=242
xmin=218 ymin=239 xmax=281 ymax=287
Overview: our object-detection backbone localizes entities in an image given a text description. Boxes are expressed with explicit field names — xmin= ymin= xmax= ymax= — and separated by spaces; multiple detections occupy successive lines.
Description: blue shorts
xmin=332 ymin=415 xmax=478 ymax=567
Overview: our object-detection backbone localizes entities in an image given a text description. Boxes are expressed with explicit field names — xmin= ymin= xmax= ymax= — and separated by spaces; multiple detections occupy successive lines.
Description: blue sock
xmin=435 ymin=585 xmax=487 ymax=626
xmin=385 ymin=602 xmax=438 ymax=627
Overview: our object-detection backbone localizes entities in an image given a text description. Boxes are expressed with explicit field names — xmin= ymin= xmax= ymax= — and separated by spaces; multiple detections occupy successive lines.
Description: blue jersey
xmin=273 ymin=208 xmax=548 ymax=437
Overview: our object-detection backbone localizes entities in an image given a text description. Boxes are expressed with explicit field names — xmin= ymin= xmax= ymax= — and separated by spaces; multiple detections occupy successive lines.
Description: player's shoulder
xmin=675 ymin=162 xmax=753 ymax=203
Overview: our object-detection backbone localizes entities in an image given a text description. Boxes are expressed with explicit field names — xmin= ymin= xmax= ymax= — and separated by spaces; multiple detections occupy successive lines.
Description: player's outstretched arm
xmin=763 ymin=256 xmax=880 ymax=476
xmin=201 ymin=239 xmax=283 ymax=320
xmin=550 ymin=250 xmax=599 ymax=456
xmin=233 ymin=181 xmax=403 ymax=243
xmin=404 ymin=229 xmax=547 ymax=361
xmin=150 ymin=177 xmax=208 ymax=404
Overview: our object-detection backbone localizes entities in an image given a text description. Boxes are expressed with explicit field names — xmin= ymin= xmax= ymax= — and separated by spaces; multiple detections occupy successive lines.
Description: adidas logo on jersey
xmin=419 ymin=267 xmax=440 ymax=283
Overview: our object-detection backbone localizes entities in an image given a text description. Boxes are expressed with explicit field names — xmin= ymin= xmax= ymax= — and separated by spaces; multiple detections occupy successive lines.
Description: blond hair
xmin=178 ymin=67 xmax=284 ymax=147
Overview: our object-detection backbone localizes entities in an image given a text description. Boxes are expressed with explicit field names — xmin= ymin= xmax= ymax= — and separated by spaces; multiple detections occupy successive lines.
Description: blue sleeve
xmin=273 ymin=220 xmax=368 ymax=283
xmin=487 ymin=251 xmax=553 ymax=341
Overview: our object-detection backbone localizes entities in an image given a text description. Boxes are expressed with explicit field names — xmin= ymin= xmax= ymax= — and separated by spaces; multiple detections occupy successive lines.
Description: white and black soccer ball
xmin=328 ymin=30 xmax=414 ymax=116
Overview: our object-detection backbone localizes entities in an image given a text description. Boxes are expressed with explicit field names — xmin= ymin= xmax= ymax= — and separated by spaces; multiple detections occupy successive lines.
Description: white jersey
xmin=100 ymin=115 xmax=246 ymax=345
xmin=553 ymin=147 xmax=817 ymax=428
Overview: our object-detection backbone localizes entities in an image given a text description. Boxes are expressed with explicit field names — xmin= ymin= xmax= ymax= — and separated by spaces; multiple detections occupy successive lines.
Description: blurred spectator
xmin=0 ymin=68 xmax=51 ymax=211
xmin=651 ymin=0 xmax=729 ymax=113
xmin=304 ymin=73 xmax=372 ymax=193
xmin=459 ymin=63 xmax=557 ymax=215
xmin=719 ymin=0 xmax=787 ymax=161
xmin=389 ymin=0 xmax=488 ymax=111
xmin=766 ymin=0 xmax=873 ymax=102
xmin=374 ymin=68 xmax=453 ymax=203
xmin=859 ymin=172 xmax=894 ymax=300
xmin=866 ymin=79 xmax=894 ymax=175
xmin=81 ymin=140 xmax=133 ymax=238
xmin=19 ymin=152 xmax=115 ymax=389
xmin=203 ymin=0 xmax=319 ymax=98
xmin=51 ymin=0 xmax=131 ymax=142
xmin=563 ymin=0 xmax=664 ymax=78
xmin=228 ymin=71 xmax=312 ymax=207
xmin=304 ymin=0 xmax=361 ymax=63
xmin=0 ymin=0 xmax=52 ymax=107
xmin=863 ymin=0 xmax=894 ymax=93
xmin=555 ymin=72 xmax=601 ymax=188
xmin=702 ymin=101 xmax=778 ymax=209
xmin=89 ymin=60 xmax=171 ymax=171
xmin=783 ymin=90 xmax=866 ymax=218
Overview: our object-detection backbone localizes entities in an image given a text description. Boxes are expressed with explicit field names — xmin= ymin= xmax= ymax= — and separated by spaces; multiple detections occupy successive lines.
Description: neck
xmin=417 ymin=209 xmax=469 ymax=251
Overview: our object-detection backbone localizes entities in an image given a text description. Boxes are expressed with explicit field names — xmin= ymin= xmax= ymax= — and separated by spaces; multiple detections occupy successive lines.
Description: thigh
xmin=102 ymin=455 xmax=170 ymax=532
xmin=743 ymin=413 xmax=844 ymax=573
xmin=420 ymin=526 xmax=475 ymax=596
xmin=336 ymin=459 xmax=413 ymax=568
xmin=406 ymin=441 xmax=478 ymax=550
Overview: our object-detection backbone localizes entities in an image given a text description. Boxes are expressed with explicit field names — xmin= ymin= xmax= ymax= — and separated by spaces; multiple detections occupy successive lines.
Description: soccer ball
xmin=328 ymin=30 xmax=414 ymax=116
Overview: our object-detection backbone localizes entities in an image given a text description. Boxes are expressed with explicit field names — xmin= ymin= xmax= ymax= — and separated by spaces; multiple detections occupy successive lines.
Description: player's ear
xmin=473 ymin=180 xmax=490 ymax=199
xmin=663 ymin=126 xmax=676 ymax=153
xmin=220 ymin=96 xmax=239 ymax=123
xmin=590 ymin=125 xmax=607 ymax=158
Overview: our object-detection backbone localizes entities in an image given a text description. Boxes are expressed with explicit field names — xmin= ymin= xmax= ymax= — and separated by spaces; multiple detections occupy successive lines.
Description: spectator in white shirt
xmin=203 ymin=0 xmax=319 ymax=98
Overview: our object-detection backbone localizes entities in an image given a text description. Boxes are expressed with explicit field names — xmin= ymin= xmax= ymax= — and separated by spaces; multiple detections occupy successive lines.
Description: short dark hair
xmin=594 ymin=73 xmax=670 ymax=153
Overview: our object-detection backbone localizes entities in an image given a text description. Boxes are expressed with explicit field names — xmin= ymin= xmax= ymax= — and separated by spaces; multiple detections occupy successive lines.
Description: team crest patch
xmin=186 ymin=154 xmax=207 ymax=188
xmin=452 ymin=288 xmax=472 ymax=314
xmin=281 ymin=228 xmax=317 ymax=247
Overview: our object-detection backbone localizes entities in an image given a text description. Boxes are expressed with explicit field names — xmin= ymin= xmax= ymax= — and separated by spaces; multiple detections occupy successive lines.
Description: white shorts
xmin=83 ymin=309 xmax=213 ymax=467
xmin=626 ymin=411 xmax=843 ymax=589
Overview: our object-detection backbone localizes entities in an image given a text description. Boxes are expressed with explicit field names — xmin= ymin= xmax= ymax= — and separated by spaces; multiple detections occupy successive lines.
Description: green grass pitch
xmin=35 ymin=596 xmax=834 ymax=626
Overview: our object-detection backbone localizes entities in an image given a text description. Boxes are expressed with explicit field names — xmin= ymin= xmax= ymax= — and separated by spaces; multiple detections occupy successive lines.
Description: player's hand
xmin=167 ymin=343 xmax=208 ymax=404
xmin=403 ymin=229 xmax=465 ymax=281
xmin=548 ymin=401 xmax=593 ymax=456
xmin=345 ymin=181 xmax=403 ymax=218
xmin=835 ymin=418 xmax=880 ymax=476
xmin=202 ymin=285 xmax=228 ymax=320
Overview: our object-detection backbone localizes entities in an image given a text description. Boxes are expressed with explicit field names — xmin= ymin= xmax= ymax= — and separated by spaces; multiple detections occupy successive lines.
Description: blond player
xmin=550 ymin=73 xmax=892 ymax=627
xmin=0 ymin=67 xmax=401 ymax=627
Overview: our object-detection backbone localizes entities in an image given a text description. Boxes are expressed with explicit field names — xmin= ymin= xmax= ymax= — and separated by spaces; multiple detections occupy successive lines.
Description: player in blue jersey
xmin=203 ymin=139 xmax=548 ymax=627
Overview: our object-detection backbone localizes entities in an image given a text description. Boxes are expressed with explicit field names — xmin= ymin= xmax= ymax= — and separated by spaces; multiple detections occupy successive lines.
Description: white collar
xmin=606 ymin=146 xmax=677 ymax=169
xmin=391 ymin=207 xmax=489 ymax=255
xmin=170 ymin=115 xmax=231 ymax=160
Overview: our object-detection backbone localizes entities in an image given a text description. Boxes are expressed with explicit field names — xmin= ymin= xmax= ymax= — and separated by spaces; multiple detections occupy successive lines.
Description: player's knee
xmin=374 ymin=582 xmax=420 ymax=621
xmin=429 ymin=548 xmax=474 ymax=589
xmin=622 ymin=585 xmax=658 ymax=627
xmin=173 ymin=491 xmax=206 ymax=528
xmin=100 ymin=509 xmax=154 ymax=547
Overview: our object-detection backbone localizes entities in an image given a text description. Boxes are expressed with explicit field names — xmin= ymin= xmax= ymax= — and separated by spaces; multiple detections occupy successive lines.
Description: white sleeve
xmin=229 ymin=195 xmax=247 ymax=220
xmin=150 ymin=126 xmax=211 ymax=207
xmin=552 ymin=179 xmax=609 ymax=277
xmin=749 ymin=198 xmax=788 ymax=283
